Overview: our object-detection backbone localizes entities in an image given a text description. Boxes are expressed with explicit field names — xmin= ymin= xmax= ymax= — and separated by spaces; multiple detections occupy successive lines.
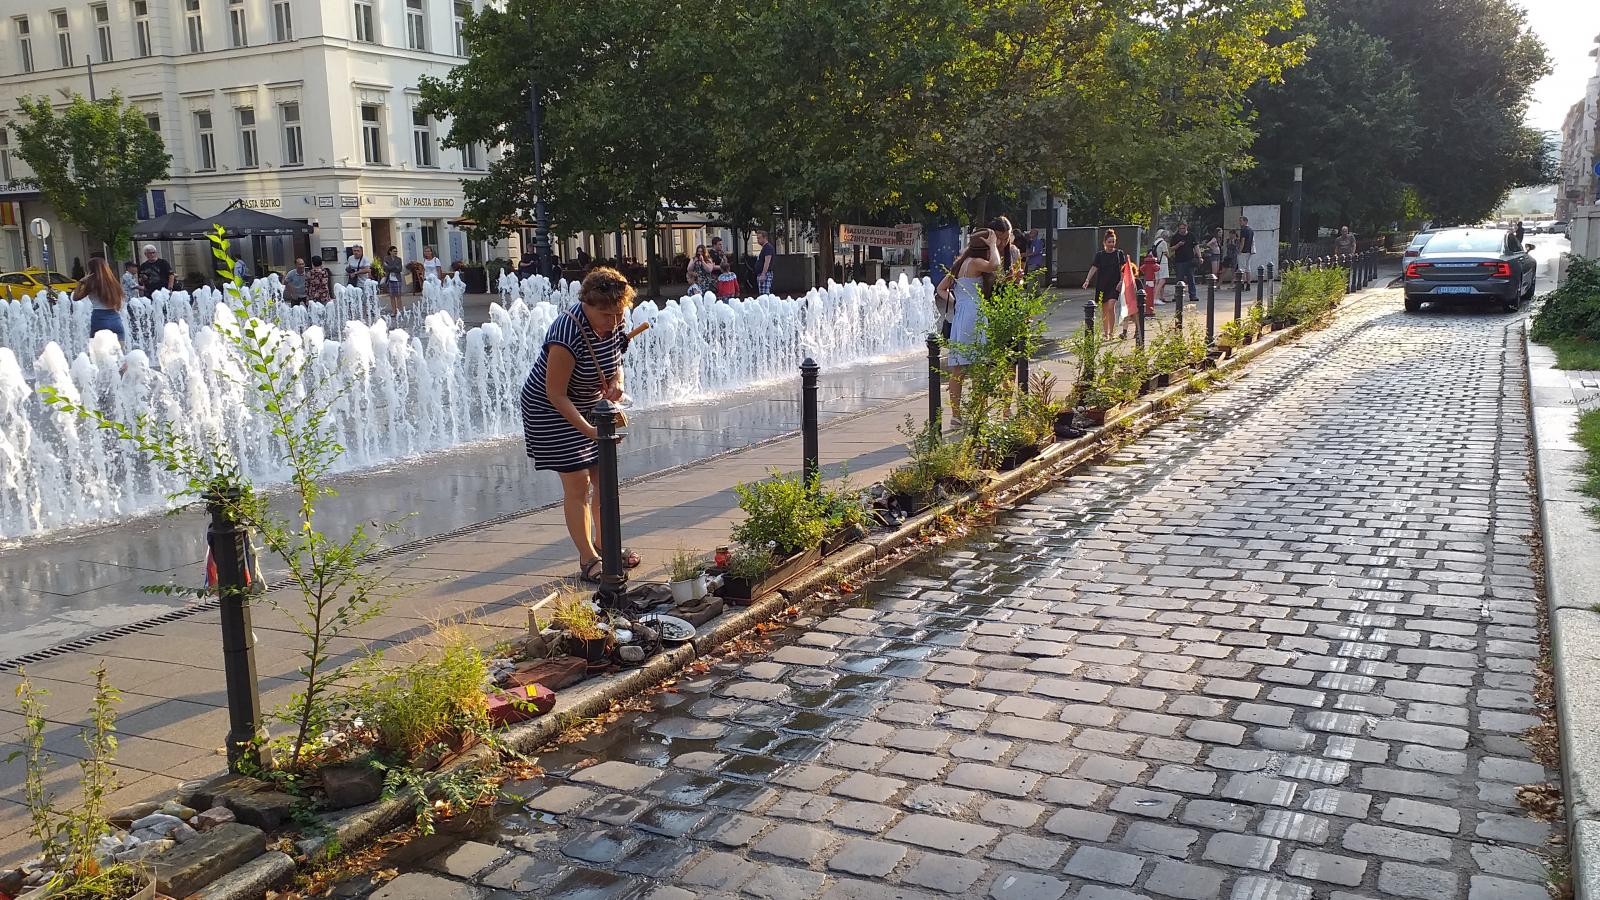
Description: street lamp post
xmin=524 ymin=59 xmax=553 ymax=280
xmin=1290 ymin=165 xmax=1304 ymax=263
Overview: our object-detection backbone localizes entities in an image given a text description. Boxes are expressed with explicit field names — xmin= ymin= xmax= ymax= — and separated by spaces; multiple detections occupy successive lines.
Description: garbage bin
xmin=774 ymin=253 xmax=816 ymax=297
xmin=861 ymin=260 xmax=884 ymax=284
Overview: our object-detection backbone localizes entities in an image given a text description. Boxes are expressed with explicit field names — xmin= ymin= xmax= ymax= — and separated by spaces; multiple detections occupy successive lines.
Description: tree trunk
xmin=815 ymin=208 xmax=835 ymax=287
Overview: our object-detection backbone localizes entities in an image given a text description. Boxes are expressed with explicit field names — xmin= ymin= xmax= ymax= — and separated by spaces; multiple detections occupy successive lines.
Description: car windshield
xmin=41 ymin=272 xmax=70 ymax=283
xmin=1424 ymin=231 xmax=1505 ymax=253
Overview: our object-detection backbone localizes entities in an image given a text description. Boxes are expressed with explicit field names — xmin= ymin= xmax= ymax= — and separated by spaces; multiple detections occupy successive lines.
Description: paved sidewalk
xmin=0 ymin=282 xmax=1293 ymax=869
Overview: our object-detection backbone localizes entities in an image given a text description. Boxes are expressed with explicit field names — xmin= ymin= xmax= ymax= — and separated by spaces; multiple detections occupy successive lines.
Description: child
xmin=1140 ymin=250 xmax=1161 ymax=315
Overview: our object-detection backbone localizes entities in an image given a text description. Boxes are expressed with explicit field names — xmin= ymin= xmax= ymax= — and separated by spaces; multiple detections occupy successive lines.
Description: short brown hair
xmin=580 ymin=266 xmax=635 ymax=311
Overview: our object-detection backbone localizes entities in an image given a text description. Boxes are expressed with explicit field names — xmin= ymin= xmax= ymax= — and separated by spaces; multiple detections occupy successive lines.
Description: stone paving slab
xmin=351 ymin=292 xmax=1562 ymax=900
xmin=1527 ymin=339 xmax=1600 ymax=900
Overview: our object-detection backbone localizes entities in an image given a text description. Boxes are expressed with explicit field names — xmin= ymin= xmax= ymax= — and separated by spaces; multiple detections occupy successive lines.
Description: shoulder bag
xmin=567 ymin=312 xmax=629 ymax=427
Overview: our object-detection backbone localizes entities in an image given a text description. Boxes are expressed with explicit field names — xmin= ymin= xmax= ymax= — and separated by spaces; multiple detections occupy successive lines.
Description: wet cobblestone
xmin=353 ymin=299 xmax=1559 ymax=898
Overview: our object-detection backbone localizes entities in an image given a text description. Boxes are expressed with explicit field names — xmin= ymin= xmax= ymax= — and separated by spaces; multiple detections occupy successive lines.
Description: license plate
xmin=1433 ymin=286 xmax=1475 ymax=294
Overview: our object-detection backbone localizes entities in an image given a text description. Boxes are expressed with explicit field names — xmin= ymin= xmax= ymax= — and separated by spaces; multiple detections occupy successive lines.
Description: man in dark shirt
xmin=1238 ymin=216 xmax=1256 ymax=285
xmin=137 ymin=244 xmax=174 ymax=296
xmin=754 ymin=230 xmax=776 ymax=294
xmin=708 ymin=236 xmax=729 ymax=269
xmin=1169 ymin=222 xmax=1199 ymax=303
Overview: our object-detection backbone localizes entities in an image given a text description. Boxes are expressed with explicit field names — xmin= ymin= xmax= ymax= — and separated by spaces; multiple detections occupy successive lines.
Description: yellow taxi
xmin=0 ymin=269 xmax=78 ymax=300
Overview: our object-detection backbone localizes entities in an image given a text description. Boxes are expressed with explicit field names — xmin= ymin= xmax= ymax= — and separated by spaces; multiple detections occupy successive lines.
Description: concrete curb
xmin=1524 ymin=335 xmax=1600 ymax=900
xmin=192 ymin=285 xmax=1382 ymax=900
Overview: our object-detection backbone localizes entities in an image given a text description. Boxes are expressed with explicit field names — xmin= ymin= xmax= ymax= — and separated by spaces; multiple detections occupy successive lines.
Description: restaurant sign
xmin=398 ymin=195 xmax=458 ymax=209
xmin=838 ymin=223 xmax=920 ymax=247
xmin=240 ymin=197 xmax=283 ymax=210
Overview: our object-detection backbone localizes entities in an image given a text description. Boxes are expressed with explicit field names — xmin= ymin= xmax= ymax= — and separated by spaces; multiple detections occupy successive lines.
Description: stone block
xmin=148 ymin=822 xmax=266 ymax=899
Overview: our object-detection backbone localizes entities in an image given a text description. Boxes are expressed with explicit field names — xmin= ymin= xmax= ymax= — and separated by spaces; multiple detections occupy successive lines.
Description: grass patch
xmin=1547 ymin=337 xmax=1600 ymax=371
xmin=1579 ymin=408 xmax=1600 ymax=508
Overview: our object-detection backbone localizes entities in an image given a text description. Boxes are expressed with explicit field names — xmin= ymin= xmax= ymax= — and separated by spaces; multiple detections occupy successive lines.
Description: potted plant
xmin=719 ymin=544 xmax=781 ymax=604
xmin=667 ymin=548 xmax=704 ymax=606
xmin=818 ymin=484 xmax=872 ymax=555
xmin=550 ymin=594 xmax=611 ymax=668
xmin=717 ymin=471 xmax=830 ymax=602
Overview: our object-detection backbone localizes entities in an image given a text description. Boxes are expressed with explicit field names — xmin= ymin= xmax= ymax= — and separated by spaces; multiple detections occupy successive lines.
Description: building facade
xmin=0 ymin=0 xmax=494 ymax=279
xmin=1558 ymin=36 xmax=1600 ymax=223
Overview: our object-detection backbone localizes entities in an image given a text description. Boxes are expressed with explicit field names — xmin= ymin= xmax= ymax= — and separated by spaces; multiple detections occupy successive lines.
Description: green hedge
xmin=1530 ymin=255 xmax=1600 ymax=345
xmin=1266 ymin=267 xmax=1347 ymax=328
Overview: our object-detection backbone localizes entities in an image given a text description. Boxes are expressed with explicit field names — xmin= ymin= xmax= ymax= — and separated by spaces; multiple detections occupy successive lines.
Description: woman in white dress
xmin=1151 ymin=228 xmax=1170 ymax=303
xmin=937 ymin=228 xmax=1001 ymax=420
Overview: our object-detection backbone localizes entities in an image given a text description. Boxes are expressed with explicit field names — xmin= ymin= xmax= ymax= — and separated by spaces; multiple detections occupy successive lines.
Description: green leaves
xmin=8 ymin=93 xmax=170 ymax=253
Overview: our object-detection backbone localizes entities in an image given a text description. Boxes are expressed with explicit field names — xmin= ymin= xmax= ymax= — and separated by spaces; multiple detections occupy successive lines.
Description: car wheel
xmin=1404 ymin=296 xmax=1422 ymax=313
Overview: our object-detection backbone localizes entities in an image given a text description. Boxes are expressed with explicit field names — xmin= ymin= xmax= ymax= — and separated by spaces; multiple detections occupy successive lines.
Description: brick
xmin=1286 ymin=849 xmax=1367 ymax=886
xmin=1378 ymin=862 xmax=1458 ymax=900
xmin=900 ymin=854 xmax=988 ymax=894
xmin=946 ymin=764 xmax=1038 ymax=797
xmin=987 ymin=833 xmax=1069 ymax=869
xmin=1341 ymin=824 xmax=1451 ymax=863
xmin=1202 ymin=832 xmax=1279 ymax=870
xmin=1145 ymin=859 xmax=1226 ymax=899
xmin=826 ymin=838 xmax=907 ymax=878
xmin=1380 ymin=798 xmax=1461 ymax=834
xmin=1062 ymin=846 xmax=1145 ymax=886
xmin=884 ymin=814 xmax=998 ymax=854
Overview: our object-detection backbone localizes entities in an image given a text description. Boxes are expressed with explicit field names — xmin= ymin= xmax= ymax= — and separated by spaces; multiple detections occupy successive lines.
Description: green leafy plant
xmin=1531 ymin=255 xmax=1600 ymax=346
xmin=1217 ymin=318 xmax=1249 ymax=350
xmin=727 ymin=543 xmax=776 ymax=581
xmin=348 ymin=629 xmax=490 ymax=765
xmin=1267 ymin=266 xmax=1346 ymax=327
xmin=946 ymin=275 xmax=1054 ymax=434
xmin=8 ymin=665 xmax=133 ymax=895
xmin=41 ymin=232 xmax=397 ymax=771
xmin=372 ymin=759 xmax=507 ymax=836
xmin=550 ymin=594 xmax=604 ymax=641
xmin=668 ymin=547 xmax=703 ymax=583
xmin=1148 ymin=323 xmax=1191 ymax=375
xmin=732 ymin=470 xmax=830 ymax=557
xmin=817 ymin=480 xmax=872 ymax=532
xmin=882 ymin=414 xmax=979 ymax=498
xmin=1064 ymin=324 xmax=1107 ymax=384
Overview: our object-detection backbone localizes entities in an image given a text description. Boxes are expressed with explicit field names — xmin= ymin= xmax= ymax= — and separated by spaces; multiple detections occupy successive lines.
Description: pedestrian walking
xmin=382 ymin=245 xmax=405 ymax=315
xmin=1238 ymin=216 xmax=1255 ymax=285
xmin=1150 ymin=228 xmax=1171 ymax=303
xmin=284 ymin=258 xmax=308 ymax=305
xmin=421 ymin=245 xmax=445 ymax=283
xmin=1169 ymin=223 xmax=1199 ymax=302
xmin=306 ymin=256 xmax=333 ymax=303
xmin=1334 ymin=226 xmax=1356 ymax=257
xmin=938 ymin=229 xmax=1000 ymax=420
xmin=687 ymin=245 xmax=719 ymax=295
xmin=1025 ymin=229 xmax=1045 ymax=272
xmin=754 ymin=230 xmax=776 ymax=295
xmin=1205 ymin=227 xmax=1224 ymax=278
xmin=120 ymin=262 xmax=140 ymax=298
xmin=77 ymin=258 xmax=126 ymax=346
xmin=1083 ymin=229 xmax=1133 ymax=340
xmin=519 ymin=267 xmax=643 ymax=584
xmin=345 ymin=244 xmax=372 ymax=287
xmin=1140 ymin=248 xmax=1161 ymax=315
xmin=137 ymin=244 xmax=175 ymax=296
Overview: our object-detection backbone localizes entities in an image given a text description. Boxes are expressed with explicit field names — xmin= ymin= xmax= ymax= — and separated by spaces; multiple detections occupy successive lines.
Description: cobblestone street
xmin=363 ymin=292 xmax=1558 ymax=900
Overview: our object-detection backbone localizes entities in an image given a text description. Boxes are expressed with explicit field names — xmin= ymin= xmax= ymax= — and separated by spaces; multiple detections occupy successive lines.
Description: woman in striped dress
xmin=520 ymin=267 xmax=642 ymax=582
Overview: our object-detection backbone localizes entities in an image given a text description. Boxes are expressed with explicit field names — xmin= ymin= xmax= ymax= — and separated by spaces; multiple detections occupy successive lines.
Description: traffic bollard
xmin=207 ymin=489 xmax=264 ymax=774
xmin=1083 ymin=299 xmax=1096 ymax=333
xmin=1206 ymin=276 xmax=1217 ymax=344
xmin=926 ymin=333 xmax=941 ymax=430
xmin=594 ymin=399 xmax=629 ymax=609
xmin=1235 ymin=272 xmax=1247 ymax=317
xmin=1135 ymin=298 xmax=1146 ymax=349
xmin=1175 ymin=282 xmax=1185 ymax=330
xmin=801 ymin=358 xmax=820 ymax=485
xmin=1266 ymin=263 xmax=1276 ymax=304
xmin=1016 ymin=337 xmax=1030 ymax=395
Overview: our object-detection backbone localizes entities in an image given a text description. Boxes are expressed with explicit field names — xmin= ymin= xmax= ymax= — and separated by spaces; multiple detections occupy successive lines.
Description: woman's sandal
xmin=579 ymin=557 xmax=603 ymax=584
xmin=622 ymin=547 xmax=641 ymax=569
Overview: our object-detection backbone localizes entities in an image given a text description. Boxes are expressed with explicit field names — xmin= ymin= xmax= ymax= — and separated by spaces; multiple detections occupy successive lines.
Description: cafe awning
xmin=131 ymin=208 xmax=204 ymax=241
xmin=193 ymin=200 xmax=315 ymax=237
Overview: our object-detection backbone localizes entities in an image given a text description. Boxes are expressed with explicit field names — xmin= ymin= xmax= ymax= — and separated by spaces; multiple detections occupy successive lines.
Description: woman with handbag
xmin=519 ymin=267 xmax=643 ymax=583
xmin=1083 ymin=229 xmax=1132 ymax=340
xmin=937 ymin=229 xmax=1001 ymax=422
xmin=687 ymin=245 xmax=719 ymax=296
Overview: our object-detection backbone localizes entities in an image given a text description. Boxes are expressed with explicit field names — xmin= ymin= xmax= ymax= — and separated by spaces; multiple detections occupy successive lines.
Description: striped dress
xmin=520 ymin=307 xmax=622 ymax=472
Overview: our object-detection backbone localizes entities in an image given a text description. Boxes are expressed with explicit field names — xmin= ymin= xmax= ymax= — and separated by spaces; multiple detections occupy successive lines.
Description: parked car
xmin=1402 ymin=228 xmax=1535 ymax=313
xmin=1550 ymin=220 xmax=1569 ymax=237
xmin=0 ymin=269 xmax=77 ymax=301
xmin=1401 ymin=230 xmax=1437 ymax=265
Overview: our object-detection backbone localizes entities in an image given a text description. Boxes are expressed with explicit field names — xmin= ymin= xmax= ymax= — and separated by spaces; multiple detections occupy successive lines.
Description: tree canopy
xmin=8 ymin=93 xmax=170 ymax=254
xmin=1240 ymin=0 xmax=1552 ymax=229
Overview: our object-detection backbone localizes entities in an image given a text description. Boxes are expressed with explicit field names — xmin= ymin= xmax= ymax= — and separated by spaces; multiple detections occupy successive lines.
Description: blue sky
xmin=1514 ymin=0 xmax=1600 ymax=133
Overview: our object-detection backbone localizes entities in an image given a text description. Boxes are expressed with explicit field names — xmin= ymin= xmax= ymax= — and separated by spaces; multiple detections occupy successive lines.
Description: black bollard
xmin=1016 ymin=337 xmax=1030 ymax=395
xmin=594 ymin=399 xmax=629 ymax=609
xmin=801 ymin=358 xmax=820 ymax=485
xmin=1266 ymin=263 xmax=1276 ymax=304
xmin=1206 ymin=275 xmax=1217 ymax=344
xmin=1256 ymin=267 xmax=1265 ymax=311
xmin=1083 ymin=299 xmax=1096 ymax=333
xmin=207 ymin=489 xmax=263 ymax=773
xmin=1206 ymin=274 xmax=1216 ymax=322
xmin=1135 ymin=298 xmax=1146 ymax=350
xmin=1236 ymin=271 xmax=1247 ymax=318
xmin=1348 ymin=258 xmax=1357 ymax=293
xmin=1175 ymin=281 xmax=1185 ymax=330
xmin=926 ymin=333 xmax=941 ymax=430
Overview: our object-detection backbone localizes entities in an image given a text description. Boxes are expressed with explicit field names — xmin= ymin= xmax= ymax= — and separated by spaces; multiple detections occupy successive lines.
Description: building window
xmin=14 ymin=17 xmax=34 ymax=74
xmin=238 ymin=107 xmax=258 ymax=168
xmin=92 ymin=3 xmax=111 ymax=61
xmin=184 ymin=0 xmax=203 ymax=52
xmin=194 ymin=110 xmax=216 ymax=171
xmin=412 ymin=107 xmax=435 ymax=167
xmin=272 ymin=0 xmax=291 ymax=42
xmin=144 ymin=112 xmax=160 ymax=137
xmin=462 ymin=141 xmax=481 ymax=170
xmin=0 ymin=131 xmax=11 ymax=183
xmin=360 ymin=104 xmax=383 ymax=164
xmin=452 ymin=0 xmax=468 ymax=56
xmin=54 ymin=10 xmax=72 ymax=68
xmin=228 ymin=0 xmax=247 ymax=47
xmin=353 ymin=0 xmax=374 ymax=43
xmin=405 ymin=0 xmax=425 ymax=51
xmin=281 ymin=101 xmax=302 ymax=166
xmin=131 ymin=0 xmax=151 ymax=57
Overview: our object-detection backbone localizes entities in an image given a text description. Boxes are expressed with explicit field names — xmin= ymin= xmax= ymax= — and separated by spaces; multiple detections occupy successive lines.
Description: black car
xmin=1403 ymin=227 xmax=1535 ymax=313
